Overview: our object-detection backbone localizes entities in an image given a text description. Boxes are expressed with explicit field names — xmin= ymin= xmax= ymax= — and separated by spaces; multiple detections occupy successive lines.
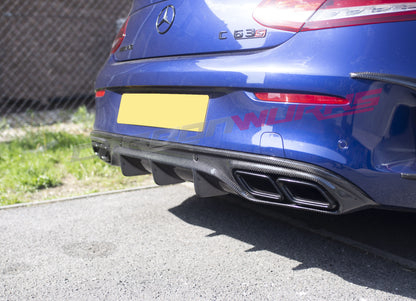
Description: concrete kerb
xmin=0 ymin=184 xmax=160 ymax=210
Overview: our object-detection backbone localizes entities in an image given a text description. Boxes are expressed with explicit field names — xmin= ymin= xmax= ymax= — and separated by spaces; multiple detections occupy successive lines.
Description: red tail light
xmin=253 ymin=0 xmax=325 ymax=32
xmin=253 ymin=0 xmax=416 ymax=32
xmin=95 ymin=90 xmax=106 ymax=98
xmin=255 ymin=92 xmax=349 ymax=105
xmin=111 ymin=17 xmax=129 ymax=54
xmin=303 ymin=1 xmax=416 ymax=31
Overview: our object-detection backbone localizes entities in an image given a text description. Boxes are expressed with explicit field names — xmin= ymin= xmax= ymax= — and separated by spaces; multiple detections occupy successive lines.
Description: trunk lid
xmin=114 ymin=0 xmax=297 ymax=61
xmin=130 ymin=0 xmax=167 ymax=12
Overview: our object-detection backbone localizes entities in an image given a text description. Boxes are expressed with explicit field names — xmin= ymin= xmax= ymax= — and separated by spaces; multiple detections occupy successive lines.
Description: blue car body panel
xmin=116 ymin=0 xmax=295 ymax=61
xmin=93 ymin=0 xmax=416 ymax=212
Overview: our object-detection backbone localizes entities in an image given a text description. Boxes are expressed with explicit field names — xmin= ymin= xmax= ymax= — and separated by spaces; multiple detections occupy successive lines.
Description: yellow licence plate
xmin=117 ymin=93 xmax=209 ymax=132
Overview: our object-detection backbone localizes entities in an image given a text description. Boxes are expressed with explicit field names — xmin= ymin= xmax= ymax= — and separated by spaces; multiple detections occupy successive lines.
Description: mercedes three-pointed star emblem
xmin=156 ymin=5 xmax=176 ymax=34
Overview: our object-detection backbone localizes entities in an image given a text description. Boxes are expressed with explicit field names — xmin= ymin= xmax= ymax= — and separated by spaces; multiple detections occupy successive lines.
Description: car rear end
xmin=92 ymin=0 xmax=416 ymax=214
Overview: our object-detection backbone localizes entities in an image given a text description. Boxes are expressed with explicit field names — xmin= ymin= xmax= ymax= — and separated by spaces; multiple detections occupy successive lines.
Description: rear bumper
xmin=91 ymin=130 xmax=376 ymax=214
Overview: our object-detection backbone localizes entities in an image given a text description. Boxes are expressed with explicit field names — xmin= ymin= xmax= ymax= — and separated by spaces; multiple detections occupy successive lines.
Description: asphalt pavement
xmin=0 ymin=184 xmax=415 ymax=300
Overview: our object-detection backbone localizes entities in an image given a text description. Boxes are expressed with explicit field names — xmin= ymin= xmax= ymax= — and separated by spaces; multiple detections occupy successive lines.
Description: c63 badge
xmin=219 ymin=29 xmax=267 ymax=40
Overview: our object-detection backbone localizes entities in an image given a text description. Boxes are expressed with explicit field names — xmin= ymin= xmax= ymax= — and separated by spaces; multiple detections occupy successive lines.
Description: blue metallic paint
xmin=94 ymin=3 xmax=416 ymax=210
xmin=116 ymin=0 xmax=295 ymax=61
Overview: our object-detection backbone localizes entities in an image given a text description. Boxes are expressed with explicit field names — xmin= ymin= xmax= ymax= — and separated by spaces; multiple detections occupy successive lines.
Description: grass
xmin=0 ymin=107 xmax=151 ymax=206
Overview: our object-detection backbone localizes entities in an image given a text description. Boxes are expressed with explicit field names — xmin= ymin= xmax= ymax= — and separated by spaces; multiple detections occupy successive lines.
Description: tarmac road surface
xmin=0 ymin=184 xmax=415 ymax=300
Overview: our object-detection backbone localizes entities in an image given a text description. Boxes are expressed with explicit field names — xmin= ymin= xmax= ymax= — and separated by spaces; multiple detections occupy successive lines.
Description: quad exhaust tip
xmin=92 ymin=142 xmax=111 ymax=163
xmin=234 ymin=170 xmax=338 ymax=211
xmin=234 ymin=170 xmax=284 ymax=201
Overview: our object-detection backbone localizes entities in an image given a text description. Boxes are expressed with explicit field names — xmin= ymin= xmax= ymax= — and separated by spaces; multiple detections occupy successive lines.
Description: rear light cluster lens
xmin=253 ymin=0 xmax=325 ymax=32
xmin=95 ymin=90 xmax=106 ymax=98
xmin=111 ymin=17 xmax=130 ymax=54
xmin=253 ymin=0 xmax=416 ymax=32
xmin=254 ymin=92 xmax=349 ymax=105
xmin=305 ymin=0 xmax=416 ymax=30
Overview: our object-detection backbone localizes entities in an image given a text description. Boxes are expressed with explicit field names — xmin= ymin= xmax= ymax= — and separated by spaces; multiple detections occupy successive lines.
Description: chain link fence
xmin=0 ymin=0 xmax=131 ymax=139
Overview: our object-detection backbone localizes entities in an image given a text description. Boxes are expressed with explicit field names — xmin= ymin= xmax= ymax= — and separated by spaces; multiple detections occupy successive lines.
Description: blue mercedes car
xmin=92 ymin=0 xmax=416 ymax=214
